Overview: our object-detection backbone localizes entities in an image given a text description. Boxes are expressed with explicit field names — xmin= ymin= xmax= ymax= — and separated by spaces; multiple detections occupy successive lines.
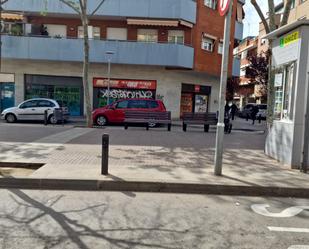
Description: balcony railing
xmin=2 ymin=35 xmax=194 ymax=69
xmin=3 ymin=0 xmax=196 ymax=24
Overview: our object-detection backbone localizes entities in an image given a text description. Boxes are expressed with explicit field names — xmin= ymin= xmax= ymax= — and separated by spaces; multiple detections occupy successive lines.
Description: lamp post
xmin=105 ymin=51 xmax=114 ymax=105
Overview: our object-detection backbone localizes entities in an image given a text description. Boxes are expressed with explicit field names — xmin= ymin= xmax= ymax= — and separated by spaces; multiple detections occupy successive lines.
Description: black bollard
xmin=101 ymin=134 xmax=109 ymax=175
xmin=44 ymin=110 xmax=48 ymax=126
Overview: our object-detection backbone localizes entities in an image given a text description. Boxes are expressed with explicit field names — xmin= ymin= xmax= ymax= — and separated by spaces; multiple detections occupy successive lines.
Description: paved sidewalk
xmin=1 ymin=119 xmax=308 ymax=195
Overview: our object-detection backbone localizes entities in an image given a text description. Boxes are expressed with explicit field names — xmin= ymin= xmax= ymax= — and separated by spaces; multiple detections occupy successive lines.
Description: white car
xmin=1 ymin=98 xmax=69 ymax=124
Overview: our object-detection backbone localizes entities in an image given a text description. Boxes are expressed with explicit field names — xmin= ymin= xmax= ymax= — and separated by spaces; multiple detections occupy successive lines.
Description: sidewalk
xmin=0 ymin=119 xmax=308 ymax=196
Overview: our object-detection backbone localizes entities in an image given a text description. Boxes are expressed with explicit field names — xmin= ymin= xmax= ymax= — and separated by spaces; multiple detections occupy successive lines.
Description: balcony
xmin=232 ymin=57 xmax=241 ymax=77
xmin=2 ymin=35 xmax=194 ymax=69
xmin=3 ymin=0 xmax=196 ymax=24
xmin=234 ymin=21 xmax=244 ymax=41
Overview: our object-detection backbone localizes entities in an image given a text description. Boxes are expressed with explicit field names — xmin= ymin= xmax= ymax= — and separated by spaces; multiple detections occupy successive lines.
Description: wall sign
xmin=218 ymin=0 xmax=231 ymax=16
xmin=274 ymin=73 xmax=283 ymax=87
xmin=93 ymin=78 xmax=156 ymax=90
xmin=280 ymin=31 xmax=299 ymax=48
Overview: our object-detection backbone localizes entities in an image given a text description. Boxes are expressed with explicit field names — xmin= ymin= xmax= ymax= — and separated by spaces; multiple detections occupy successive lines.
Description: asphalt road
xmin=0 ymin=190 xmax=308 ymax=249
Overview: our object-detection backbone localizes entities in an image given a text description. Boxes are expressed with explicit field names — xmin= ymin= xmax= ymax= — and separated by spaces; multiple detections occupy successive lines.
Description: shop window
xmin=137 ymin=29 xmax=158 ymax=43
xmin=201 ymin=37 xmax=214 ymax=52
xmin=204 ymin=0 xmax=217 ymax=9
xmin=168 ymin=30 xmax=184 ymax=44
xmin=78 ymin=26 xmax=100 ymax=39
xmin=107 ymin=28 xmax=127 ymax=41
xmin=274 ymin=63 xmax=295 ymax=120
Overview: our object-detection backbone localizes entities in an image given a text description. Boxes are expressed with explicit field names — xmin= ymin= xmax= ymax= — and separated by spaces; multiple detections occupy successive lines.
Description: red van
xmin=92 ymin=98 xmax=167 ymax=126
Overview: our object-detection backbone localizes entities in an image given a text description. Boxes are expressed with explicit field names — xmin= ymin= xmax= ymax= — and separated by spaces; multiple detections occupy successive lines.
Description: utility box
xmin=265 ymin=20 xmax=309 ymax=170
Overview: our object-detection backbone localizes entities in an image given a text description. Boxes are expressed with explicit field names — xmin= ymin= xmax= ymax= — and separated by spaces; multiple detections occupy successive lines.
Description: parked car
xmin=1 ymin=98 xmax=69 ymax=124
xmin=92 ymin=98 xmax=167 ymax=126
xmin=238 ymin=103 xmax=267 ymax=119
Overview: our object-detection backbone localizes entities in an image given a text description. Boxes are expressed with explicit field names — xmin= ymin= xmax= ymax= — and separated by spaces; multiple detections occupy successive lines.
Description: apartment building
xmin=0 ymin=0 xmax=245 ymax=118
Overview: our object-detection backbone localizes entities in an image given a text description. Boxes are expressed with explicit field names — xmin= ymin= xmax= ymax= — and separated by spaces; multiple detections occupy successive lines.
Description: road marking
xmin=251 ymin=204 xmax=309 ymax=218
xmin=288 ymin=246 xmax=309 ymax=249
xmin=268 ymin=226 xmax=309 ymax=233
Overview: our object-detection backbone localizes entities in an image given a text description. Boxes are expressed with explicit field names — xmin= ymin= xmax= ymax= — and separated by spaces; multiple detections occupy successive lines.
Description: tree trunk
xmin=81 ymin=3 xmax=93 ymax=127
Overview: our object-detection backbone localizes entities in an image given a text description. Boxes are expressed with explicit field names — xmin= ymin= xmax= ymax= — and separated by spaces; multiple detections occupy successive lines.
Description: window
xmin=204 ymin=0 xmax=217 ymax=9
xmin=37 ymin=100 xmax=55 ymax=107
xmin=78 ymin=26 xmax=100 ymax=39
xmin=201 ymin=37 xmax=214 ymax=52
xmin=128 ymin=100 xmax=148 ymax=108
xmin=274 ymin=63 xmax=295 ymax=120
xmin=116 ymin=100 xmax=128 ymax=109
xmin=168 ymin=30 xmax=184 ymax=44
xmin=241 ymin=50 xmax=248 ymax=59
xmin=137 ymin=29 xmax=158 ymax=43
xmin=45 ymin=24 xmax=67 ymax=38
xmin=148 ymin=100 xmax=159 ymax=109
xmin=218 ymin=42 xmax=223 ymax=54
xmin=20 ymin=100 xmax=38 ymax=109
xmin=107 ymin=28 xmax=127 ymax=41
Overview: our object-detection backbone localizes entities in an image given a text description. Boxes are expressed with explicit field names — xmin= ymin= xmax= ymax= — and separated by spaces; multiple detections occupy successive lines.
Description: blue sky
xmin=243 ymin=0 xmax=282 ymax=38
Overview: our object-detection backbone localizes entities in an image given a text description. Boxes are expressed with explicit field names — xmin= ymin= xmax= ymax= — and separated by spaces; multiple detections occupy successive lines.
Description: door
xmin=0 ymin=83 xmax=15 ymax=112
xmin=180 ymin=93 xmax=193 ymax=117
xmin=16 ymin=100 xmax=39 ymax=120
xmin=112 ymin=100 xmax=129 ymax=123
xmin=194 ymin=95 xmax=208 ymax=113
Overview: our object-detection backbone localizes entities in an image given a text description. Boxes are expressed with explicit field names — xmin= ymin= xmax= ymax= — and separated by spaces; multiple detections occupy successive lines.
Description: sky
xmin=243 ymin=0 xmax=282 ymax=38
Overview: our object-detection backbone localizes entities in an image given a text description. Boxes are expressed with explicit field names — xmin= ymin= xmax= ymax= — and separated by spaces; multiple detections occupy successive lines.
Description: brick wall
xmin=192 ymin=0 xmax=237 ymax=76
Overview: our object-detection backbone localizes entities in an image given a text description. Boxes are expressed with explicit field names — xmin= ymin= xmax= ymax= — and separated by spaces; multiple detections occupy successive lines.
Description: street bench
xmin=124 ymin=111 xmax=172 ymax=131
xmin=182 ymin=112 xmax=232 ymax=133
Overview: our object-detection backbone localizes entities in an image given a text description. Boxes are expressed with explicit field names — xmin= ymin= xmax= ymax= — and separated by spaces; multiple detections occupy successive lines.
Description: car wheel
xmin=96 ymin=116 xmax=108 ymax=126
xmin=5 ymin=113 xmax=16 ymax=123
xmin=48 ymin=114 xmax=58 ymax=124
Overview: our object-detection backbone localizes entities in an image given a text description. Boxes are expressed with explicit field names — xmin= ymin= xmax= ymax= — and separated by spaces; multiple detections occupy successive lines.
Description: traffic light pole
xmin=214 ymin=3 xmax=232 ymax=176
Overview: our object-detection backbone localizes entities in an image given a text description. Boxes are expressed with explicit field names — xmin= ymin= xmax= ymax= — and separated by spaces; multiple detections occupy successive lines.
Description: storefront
xmin=0 ymin=74 xmax=15 ymax=112
xmin=25 ymin=75 xmax=83 ymax=116
xmin=180 ymin=83 xmax=211 ymax=116
xmin=93 ymin=78 xmax=157 ymax=108
xmin=264 ymin=20 xmax=309 ymax=170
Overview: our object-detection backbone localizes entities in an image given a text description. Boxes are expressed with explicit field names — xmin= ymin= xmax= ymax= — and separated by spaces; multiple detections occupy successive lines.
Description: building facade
xmin=1 ymin=0 xmax=245 ymax=118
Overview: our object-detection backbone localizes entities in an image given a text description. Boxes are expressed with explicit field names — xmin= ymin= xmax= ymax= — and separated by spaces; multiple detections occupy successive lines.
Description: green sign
xmin=280 ymin=31 xmax=299 ymax=47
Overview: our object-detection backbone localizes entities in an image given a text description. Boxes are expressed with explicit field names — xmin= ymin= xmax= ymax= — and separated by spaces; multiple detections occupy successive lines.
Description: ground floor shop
xmin=2 ymin=60 xmax=220 ymax=119
xmin=0 ymin=74 xmax=15 ymax=113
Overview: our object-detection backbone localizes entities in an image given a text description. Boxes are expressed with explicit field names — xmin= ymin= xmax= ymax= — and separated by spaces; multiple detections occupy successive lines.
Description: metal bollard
xmin=44 ymin=110 xmax=48 ymax=126
xmin=101 ymin=134 xmax=109 ymax=175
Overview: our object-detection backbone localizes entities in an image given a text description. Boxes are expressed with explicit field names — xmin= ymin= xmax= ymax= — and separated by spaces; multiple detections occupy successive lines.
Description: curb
xmin=0 ymin=178 xmax=309 ymax=197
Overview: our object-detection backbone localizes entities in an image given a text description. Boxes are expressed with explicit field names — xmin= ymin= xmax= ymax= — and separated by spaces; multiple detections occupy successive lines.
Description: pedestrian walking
xmin=224 ymin=103 xmax=230 ymax=118
xmin=230 ymin=102 xmax=238 ymax=120
xmin=251 ymin=105 xmax=259 ymax=125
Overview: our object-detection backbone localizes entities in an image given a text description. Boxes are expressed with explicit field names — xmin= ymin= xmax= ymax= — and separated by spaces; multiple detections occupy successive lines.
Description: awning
xmin=202 ymin=32 xmax=217 ymax=40
xmin=0 ymin=13 xmax=23 ymax=21
xmin=179 ymin=20 xmax=193 ymax=28
xmin=127 ymin=18 xmax=179 ymax=27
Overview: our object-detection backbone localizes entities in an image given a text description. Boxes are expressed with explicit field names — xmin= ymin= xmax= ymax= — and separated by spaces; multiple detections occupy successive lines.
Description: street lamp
xmin=105 ymin=50 xmax=115 ymax=105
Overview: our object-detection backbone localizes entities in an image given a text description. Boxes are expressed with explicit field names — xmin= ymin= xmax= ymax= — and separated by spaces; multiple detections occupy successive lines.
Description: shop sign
xmin=280 ymin=31 xmax=299 ymax=48
xmin=99 ymin=89 xmax=154 ymax=99
xmin=93 ymin=78 xmax=156 ymax=90
xmin=218 ymin=0 xmax=231 ymax=16
xmin=194 ymin=85 xmax=200 ymax=92
xmin=274 ymin=73 xmax=283 ymax=87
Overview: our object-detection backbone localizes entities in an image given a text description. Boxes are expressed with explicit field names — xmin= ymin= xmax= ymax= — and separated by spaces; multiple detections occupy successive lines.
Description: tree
xmin=246 ymin=51 xmax=270 ymax=98
xmin=250 ymin=0 xmax=293 ymax=126
xmin=226 ymin=77 xmax=239 ymax=102
xmin=57 ymin=0 xmax=106 ymax=127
